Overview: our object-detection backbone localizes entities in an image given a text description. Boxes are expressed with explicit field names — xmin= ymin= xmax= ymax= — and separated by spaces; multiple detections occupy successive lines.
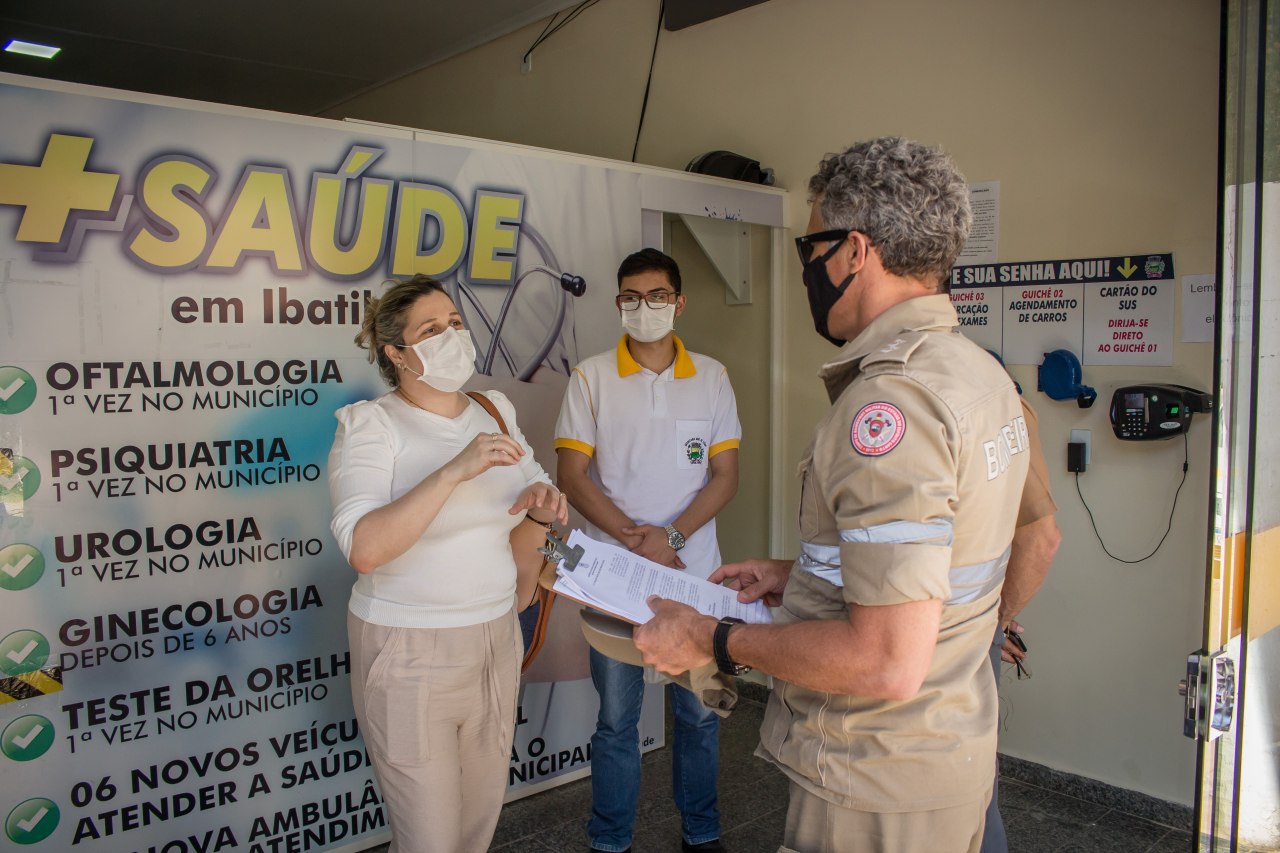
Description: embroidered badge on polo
xmin=851 ymin=402 xmax=905 ymax=456
xmin=684 ymin=438 xmax=707 ymax=464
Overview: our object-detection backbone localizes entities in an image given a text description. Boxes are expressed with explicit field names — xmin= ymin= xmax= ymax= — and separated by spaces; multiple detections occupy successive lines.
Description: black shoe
xmin=682 ymin=840 xmax=724 ymax=852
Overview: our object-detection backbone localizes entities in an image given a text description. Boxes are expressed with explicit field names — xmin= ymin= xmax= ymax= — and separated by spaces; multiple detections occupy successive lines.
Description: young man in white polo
xmin=555 ymin=248 xmax=741 ymax=853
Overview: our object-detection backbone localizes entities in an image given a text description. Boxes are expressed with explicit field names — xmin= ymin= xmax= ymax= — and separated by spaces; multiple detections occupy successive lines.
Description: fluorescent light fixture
xmin=4 ymin=39 xmax=61 ymax=59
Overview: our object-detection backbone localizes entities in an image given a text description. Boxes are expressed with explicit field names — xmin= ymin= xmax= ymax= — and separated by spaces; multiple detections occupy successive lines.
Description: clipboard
xmin=536 ymin=531 xmax=645 ymax=626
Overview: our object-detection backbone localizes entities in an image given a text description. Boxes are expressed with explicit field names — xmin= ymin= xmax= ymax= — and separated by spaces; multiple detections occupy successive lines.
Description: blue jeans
xmin=588 ymin=647 xmax=722 ymax=851
xmin=981 ymin=624 xmax=1008 ymax=853
xmin=518 ymin=599 xmax=541 ymax=655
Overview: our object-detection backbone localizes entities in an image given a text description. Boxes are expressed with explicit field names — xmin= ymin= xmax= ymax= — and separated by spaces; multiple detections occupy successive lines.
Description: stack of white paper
xmin=552 ymin=529 xmax=772 ymax=626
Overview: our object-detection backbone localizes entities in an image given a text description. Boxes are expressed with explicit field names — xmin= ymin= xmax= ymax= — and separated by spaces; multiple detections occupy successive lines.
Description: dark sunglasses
xmin=794 ymin=228 xmax=850 ymax=265
xmin=1006 ymin=627 xmax=1031 ymax=680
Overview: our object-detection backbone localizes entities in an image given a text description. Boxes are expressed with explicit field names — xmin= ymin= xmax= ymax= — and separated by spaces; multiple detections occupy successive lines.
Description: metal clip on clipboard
xmin=539 ymin=532 xmax=584 ymax=573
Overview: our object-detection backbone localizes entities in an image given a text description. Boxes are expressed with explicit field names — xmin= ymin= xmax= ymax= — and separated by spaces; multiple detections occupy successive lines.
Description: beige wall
xmin=329 ymin=0 xmax=1221 ymax=805
xmin=666 ymin=218 xmax=773 ymax=566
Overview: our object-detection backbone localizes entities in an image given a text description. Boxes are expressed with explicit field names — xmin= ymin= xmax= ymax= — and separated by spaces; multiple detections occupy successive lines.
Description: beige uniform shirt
xmin=1017 ymin=400 xmax=1058 ymax=527
xmin=757 ymin=294 xmax=1030 ymax=813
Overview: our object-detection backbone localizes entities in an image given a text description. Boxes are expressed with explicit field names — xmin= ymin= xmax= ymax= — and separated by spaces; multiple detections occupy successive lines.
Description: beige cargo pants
xmin=349 ymin=608 xmax=522 ymax=853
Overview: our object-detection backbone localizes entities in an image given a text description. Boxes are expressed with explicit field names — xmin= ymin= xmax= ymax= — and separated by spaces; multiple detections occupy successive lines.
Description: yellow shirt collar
xmin=616 ymin=335 xmax=697 ymax=379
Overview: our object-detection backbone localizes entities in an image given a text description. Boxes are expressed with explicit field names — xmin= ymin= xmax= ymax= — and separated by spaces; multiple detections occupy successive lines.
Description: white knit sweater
xmin=328 ymin=390 xmax=552 ymax=628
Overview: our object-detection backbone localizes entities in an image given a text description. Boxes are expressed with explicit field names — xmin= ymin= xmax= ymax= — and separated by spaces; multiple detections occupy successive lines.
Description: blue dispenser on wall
xmin=1037 ymin=349 xmax=1097 ymax=408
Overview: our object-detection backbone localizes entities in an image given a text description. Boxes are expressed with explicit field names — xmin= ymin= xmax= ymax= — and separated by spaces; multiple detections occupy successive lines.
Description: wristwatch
xmin=713 ymin=617 xmax=750 ymax=676
xmin=665 ymin=524 xmax=687 ymax=552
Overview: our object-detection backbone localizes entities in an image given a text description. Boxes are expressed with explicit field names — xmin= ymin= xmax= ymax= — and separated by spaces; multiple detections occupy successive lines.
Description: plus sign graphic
xmin=0 ymin=134 xmax=120 ymax=243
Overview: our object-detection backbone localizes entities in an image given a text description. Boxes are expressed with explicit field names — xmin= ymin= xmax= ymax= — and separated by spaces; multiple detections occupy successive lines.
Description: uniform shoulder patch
xmin=851 ymin=401 xmax=906 ymax=456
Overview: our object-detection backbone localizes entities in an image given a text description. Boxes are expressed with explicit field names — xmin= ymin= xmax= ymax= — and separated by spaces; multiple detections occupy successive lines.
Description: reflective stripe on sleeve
xmin=838 ymin=520 xmax=954 ymax=546
xmin=795 ymin=534 xmax=1006 ymax=604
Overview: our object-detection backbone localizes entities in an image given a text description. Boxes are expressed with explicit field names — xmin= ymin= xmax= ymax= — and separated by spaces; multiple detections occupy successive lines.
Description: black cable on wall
xmin=631 ymin=0 xmax=665 ymax=162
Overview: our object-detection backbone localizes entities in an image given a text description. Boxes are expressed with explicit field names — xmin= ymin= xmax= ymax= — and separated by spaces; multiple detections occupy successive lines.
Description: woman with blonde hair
xmin=328 ymin=274 xmax=565 ymax=852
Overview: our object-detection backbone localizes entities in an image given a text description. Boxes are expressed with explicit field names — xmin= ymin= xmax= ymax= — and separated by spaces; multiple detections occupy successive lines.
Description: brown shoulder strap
xmin=465 ymin=391 xmax=509 ymax=436
xmin=469 ymin=388 xmax=556 ymax=675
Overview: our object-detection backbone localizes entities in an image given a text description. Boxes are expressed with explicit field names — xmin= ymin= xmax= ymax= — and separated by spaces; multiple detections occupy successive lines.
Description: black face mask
xmin=801 ymin=242 xmax=854 ymax=346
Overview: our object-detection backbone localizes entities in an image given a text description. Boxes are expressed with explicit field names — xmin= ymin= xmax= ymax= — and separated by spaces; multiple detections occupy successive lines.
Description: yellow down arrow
xmin=1118 ymin=257 xmax=1138 ymax=278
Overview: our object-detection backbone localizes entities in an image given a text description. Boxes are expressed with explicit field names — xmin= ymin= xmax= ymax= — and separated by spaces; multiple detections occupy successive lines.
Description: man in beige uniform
xmin=982 ymin=394 xmax=1061 ymax=853
xmin=634 ymin=137 xmax=1029 ymax=852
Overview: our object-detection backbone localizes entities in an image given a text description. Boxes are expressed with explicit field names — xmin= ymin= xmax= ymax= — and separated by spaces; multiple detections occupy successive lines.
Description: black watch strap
xmin=713 ymin=617 xmax=750 ymax=676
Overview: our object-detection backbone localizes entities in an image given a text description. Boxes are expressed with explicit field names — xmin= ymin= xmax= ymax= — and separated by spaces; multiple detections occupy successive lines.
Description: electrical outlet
xmin=1069 ymin=429 xmax=1091 ymax=466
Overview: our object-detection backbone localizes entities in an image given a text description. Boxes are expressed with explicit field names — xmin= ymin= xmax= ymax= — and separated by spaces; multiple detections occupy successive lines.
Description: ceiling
xmin=0 ymin=0 xmax=585 ymax=116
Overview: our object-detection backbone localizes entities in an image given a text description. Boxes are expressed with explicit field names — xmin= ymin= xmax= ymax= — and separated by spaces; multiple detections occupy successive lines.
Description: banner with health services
xmin=0 ymin=73 xmax=784 ymax=852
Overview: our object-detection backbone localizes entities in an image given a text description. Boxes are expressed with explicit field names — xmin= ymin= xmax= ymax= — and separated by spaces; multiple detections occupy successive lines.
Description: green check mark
xmin=5 ymin=798 xmax=59 ymax=844
xmin=0 ymin=545 xmax=44 ymax=591
xmin=0 ymin=367 xmax=36 ymax=415
xmin=2 ymin=716 xmax=54 ymax=761
xmin=0 ymin=630 xmax=50 ymax=677
xmin=0 ymin=457 xmax=40 ymax=501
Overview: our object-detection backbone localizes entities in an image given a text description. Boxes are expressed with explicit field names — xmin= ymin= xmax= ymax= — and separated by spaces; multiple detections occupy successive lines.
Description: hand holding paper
xmin=550 ymin=529 xmax=772 ymax=626
xmin=634 ymin=597 xmax=719 ymax=675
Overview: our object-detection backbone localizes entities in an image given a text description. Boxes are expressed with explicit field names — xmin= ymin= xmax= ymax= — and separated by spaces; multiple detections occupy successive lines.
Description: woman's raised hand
xmin=445 ymin=432 xmax=524 ymax=483
xmin=509 ymin=482 xmax=569 ymax=525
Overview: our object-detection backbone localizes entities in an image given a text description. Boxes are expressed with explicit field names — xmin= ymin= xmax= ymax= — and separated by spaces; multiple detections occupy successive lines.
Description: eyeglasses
xmin=1006 ymin=627 xmax=1031 ymax=680
xmin=616 ymin=290 xmax=679 ymax=311
xmin=794 ymin=228 xmax=850 ymax=265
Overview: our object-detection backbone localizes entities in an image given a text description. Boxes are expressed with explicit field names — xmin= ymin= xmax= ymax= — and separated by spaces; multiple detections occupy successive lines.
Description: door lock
xmin=1180 ymin=650 xmax=1236 ymax=741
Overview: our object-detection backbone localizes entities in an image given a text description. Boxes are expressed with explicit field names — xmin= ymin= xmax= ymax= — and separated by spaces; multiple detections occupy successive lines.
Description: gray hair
xmin=808 ymin=137 xmax=972 ymax=288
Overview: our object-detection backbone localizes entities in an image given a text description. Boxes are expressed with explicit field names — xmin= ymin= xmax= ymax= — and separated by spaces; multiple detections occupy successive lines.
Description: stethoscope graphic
xmin=443 ymin=222 xmax=587 ymax=382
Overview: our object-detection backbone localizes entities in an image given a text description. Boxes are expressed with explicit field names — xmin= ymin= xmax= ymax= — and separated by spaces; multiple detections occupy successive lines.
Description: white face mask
xmin=621 ymin=302 xmax=676 ymax=343
xmin=398 ymin=327 xmax=476 ymax=392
